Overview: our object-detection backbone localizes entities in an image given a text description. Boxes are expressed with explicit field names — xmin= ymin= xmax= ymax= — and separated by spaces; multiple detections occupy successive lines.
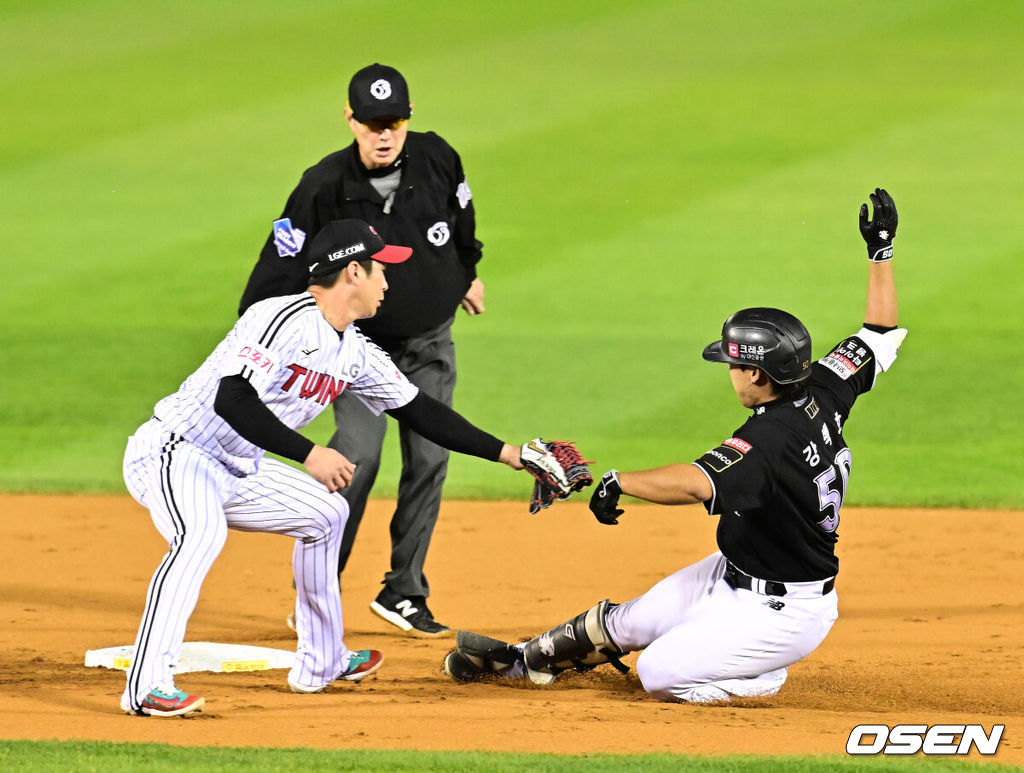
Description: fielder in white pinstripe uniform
xmin=121 ymin=219 xmax=536 ymax=717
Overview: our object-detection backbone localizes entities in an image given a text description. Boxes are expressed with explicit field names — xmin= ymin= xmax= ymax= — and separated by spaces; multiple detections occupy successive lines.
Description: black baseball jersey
xmin=238 ymin=131 xmax=482 ymax=347
xmin=693 ymin=334 xmax=880 ymax=582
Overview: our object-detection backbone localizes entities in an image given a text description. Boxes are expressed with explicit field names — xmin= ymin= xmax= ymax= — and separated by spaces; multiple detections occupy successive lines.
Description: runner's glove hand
xmin=859 ymin=187 xmax=898 ymax=262
xmin=589 ymin=469 xmax=624 ymax=525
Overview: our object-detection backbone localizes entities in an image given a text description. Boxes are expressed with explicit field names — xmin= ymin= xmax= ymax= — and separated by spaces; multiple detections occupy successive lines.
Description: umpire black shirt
xmin=239 ymin=131 xmax=483 ymax=351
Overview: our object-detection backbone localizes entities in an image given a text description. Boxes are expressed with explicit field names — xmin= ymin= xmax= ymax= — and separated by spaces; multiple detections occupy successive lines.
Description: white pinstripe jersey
xmin=152 ymin=293 xmax=418 ymax=476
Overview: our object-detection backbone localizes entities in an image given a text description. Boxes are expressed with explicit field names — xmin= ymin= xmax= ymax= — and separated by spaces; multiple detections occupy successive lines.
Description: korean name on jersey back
xmin=819 ymin=337 xmax=874 ymax=381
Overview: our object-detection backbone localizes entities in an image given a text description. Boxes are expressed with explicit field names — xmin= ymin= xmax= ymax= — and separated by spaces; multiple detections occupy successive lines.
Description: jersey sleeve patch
xmin=456 ymin=179 xmax=472 ymax=209
xmin=819 ymin=338 xmax=873 ymax=381
xmin=722 ymin=436 xmax=753 ymax=454
xmin=697 ymin=442 xmax=747 ymax=473
xmin=273 ymin=218 xmax=306 ymax=258
xmin=227 ymin=343 xmax=277 ymax=380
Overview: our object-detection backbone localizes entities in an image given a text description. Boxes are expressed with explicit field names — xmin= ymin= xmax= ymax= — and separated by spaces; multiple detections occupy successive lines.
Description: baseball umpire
xmin=239 ymin=63 xmax=485 ymax=637
xmin=121 ymin=219 xmax=587 ymax=716
xmin=442 ymin=189 xmax=906 ymax=703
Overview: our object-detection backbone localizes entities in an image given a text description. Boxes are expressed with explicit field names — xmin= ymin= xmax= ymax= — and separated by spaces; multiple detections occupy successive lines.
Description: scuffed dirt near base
xmin=0 ymin=494 xmax=1020 ymax=763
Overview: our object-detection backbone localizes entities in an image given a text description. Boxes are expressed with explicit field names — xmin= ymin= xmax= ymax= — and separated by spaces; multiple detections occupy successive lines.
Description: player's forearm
xmin=497 ymin=443 xmax=523 ymax=469
xmin=864 ymin=260 xmax=898 ymax=328
xmin=858 ymin=188 xmax=898 ymax=328
xmin=214 ymin=375 xmax=315 ymax=462
xmin=386 ymin=392 xmax=504 ymax=461
xmin=619 ymin=463 xmax=712 ymax=505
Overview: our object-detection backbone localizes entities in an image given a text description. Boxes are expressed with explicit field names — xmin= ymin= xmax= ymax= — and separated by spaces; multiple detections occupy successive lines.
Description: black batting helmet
xmin=702 ymin=307 xmax=812 ymax=384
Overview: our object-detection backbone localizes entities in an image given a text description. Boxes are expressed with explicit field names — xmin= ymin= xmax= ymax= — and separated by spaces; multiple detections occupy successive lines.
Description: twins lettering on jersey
xmin=282 ymin=364 xmax=349 ymax=405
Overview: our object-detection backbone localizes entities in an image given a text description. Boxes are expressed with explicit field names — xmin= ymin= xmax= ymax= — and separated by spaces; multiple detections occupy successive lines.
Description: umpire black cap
xmin=702 ymin=307 xmax=812 ymax=384
xmin=348 ymin=64 xmax=412 ymax=122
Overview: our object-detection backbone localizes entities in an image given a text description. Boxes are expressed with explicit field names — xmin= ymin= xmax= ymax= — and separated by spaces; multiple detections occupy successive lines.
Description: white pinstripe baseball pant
xmin=121 ymin=418 xmax=354 ymax=711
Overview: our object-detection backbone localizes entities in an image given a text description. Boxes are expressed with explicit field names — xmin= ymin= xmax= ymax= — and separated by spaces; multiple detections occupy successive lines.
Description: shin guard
xmin=522 ymin=600 xmax=628 ymax=684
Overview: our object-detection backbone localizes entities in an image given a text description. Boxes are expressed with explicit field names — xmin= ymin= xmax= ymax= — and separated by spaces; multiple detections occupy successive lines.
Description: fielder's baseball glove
xmin=521 ymin=438 xmax=593 ymax=513
xmin=529 ymin=479 xmax=568 ymax=515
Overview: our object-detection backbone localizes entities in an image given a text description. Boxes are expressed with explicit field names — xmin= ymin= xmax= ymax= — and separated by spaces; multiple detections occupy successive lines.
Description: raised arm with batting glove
xmin=859 ymin=187 xmax=897 ymax=263
xmin=587 ymin=187 xmax=904 ymax=528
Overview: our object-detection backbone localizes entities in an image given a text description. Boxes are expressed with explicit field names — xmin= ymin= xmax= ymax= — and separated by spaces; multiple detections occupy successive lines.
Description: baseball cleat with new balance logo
xmin=369 ymin=587 xmax=452 ymax=637
xmin=125 ymin=683 xmax=204 ymax=717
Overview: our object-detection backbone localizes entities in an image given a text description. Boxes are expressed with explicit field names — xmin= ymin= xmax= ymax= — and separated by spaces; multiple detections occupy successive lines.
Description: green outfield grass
xmin=2 ymin=0 xmax=1021 ymax=506
xmin=0 ymin=740 xmax=1019 ymax=773
xmin=2 ymin=2 xmax=1022 ymax=770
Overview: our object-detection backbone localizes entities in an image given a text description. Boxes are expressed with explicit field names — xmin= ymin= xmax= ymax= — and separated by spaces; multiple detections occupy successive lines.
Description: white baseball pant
xmin=605 ymin=551 xmax=838 ymax=703
xmin=120 ymin=418 xmax=355 ymax=711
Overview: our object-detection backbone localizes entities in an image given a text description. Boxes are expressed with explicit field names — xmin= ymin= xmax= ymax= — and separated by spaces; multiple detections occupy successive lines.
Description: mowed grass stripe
xmin=0 ymin=1 xmax=1021 ymax=505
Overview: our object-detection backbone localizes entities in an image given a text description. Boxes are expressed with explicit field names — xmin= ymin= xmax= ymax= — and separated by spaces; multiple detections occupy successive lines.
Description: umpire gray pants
xmin=328 ymin=317 xmax=456 ymax=599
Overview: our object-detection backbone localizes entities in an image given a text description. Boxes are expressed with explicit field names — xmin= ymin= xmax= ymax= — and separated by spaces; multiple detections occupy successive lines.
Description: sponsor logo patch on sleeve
xmin=273 ymin=218 xmax=306 ymax=258
xmin=819 ymin=337 xmax=873 ymax=380
xmin=699 ymin=443 xmax=746 ymax=473
xmin=236 ymin=344 xmax=276 ymax=372
xmin=722 ymin=437 xmax=752 ymax=454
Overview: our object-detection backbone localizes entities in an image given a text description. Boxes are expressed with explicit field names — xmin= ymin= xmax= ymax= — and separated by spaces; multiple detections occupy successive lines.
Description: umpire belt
xmin=723 ymin=562 xmax=835 ymax=598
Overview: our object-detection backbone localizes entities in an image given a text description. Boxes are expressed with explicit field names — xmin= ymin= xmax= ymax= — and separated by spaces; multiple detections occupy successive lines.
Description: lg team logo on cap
xmin=427 ymin=221 xmax=450 ymax=246
xmin=328 ymin=243 xmax=365 ymax=262
xmin=370 ymin=79 xmax=392 ymax=100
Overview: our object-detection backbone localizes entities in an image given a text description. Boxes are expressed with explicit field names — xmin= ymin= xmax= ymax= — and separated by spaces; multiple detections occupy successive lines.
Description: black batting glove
xmin=859 ymin=187 xmax=898 ymax=262
xmin=589 ymin=469 xmax=624 ymax=525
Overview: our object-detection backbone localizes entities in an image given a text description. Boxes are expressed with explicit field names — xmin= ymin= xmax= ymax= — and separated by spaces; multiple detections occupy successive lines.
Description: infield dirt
xmin=1 ymin=495 xmax=1020 ymax=763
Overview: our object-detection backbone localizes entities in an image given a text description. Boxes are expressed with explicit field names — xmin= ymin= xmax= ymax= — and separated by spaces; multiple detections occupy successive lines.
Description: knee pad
xmin=522 ymin=600 xmax=628 ymax=684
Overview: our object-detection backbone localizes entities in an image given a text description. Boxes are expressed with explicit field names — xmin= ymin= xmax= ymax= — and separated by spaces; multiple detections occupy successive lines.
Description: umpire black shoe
xmin=369 ymin=588 xmax=453 ymax=638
